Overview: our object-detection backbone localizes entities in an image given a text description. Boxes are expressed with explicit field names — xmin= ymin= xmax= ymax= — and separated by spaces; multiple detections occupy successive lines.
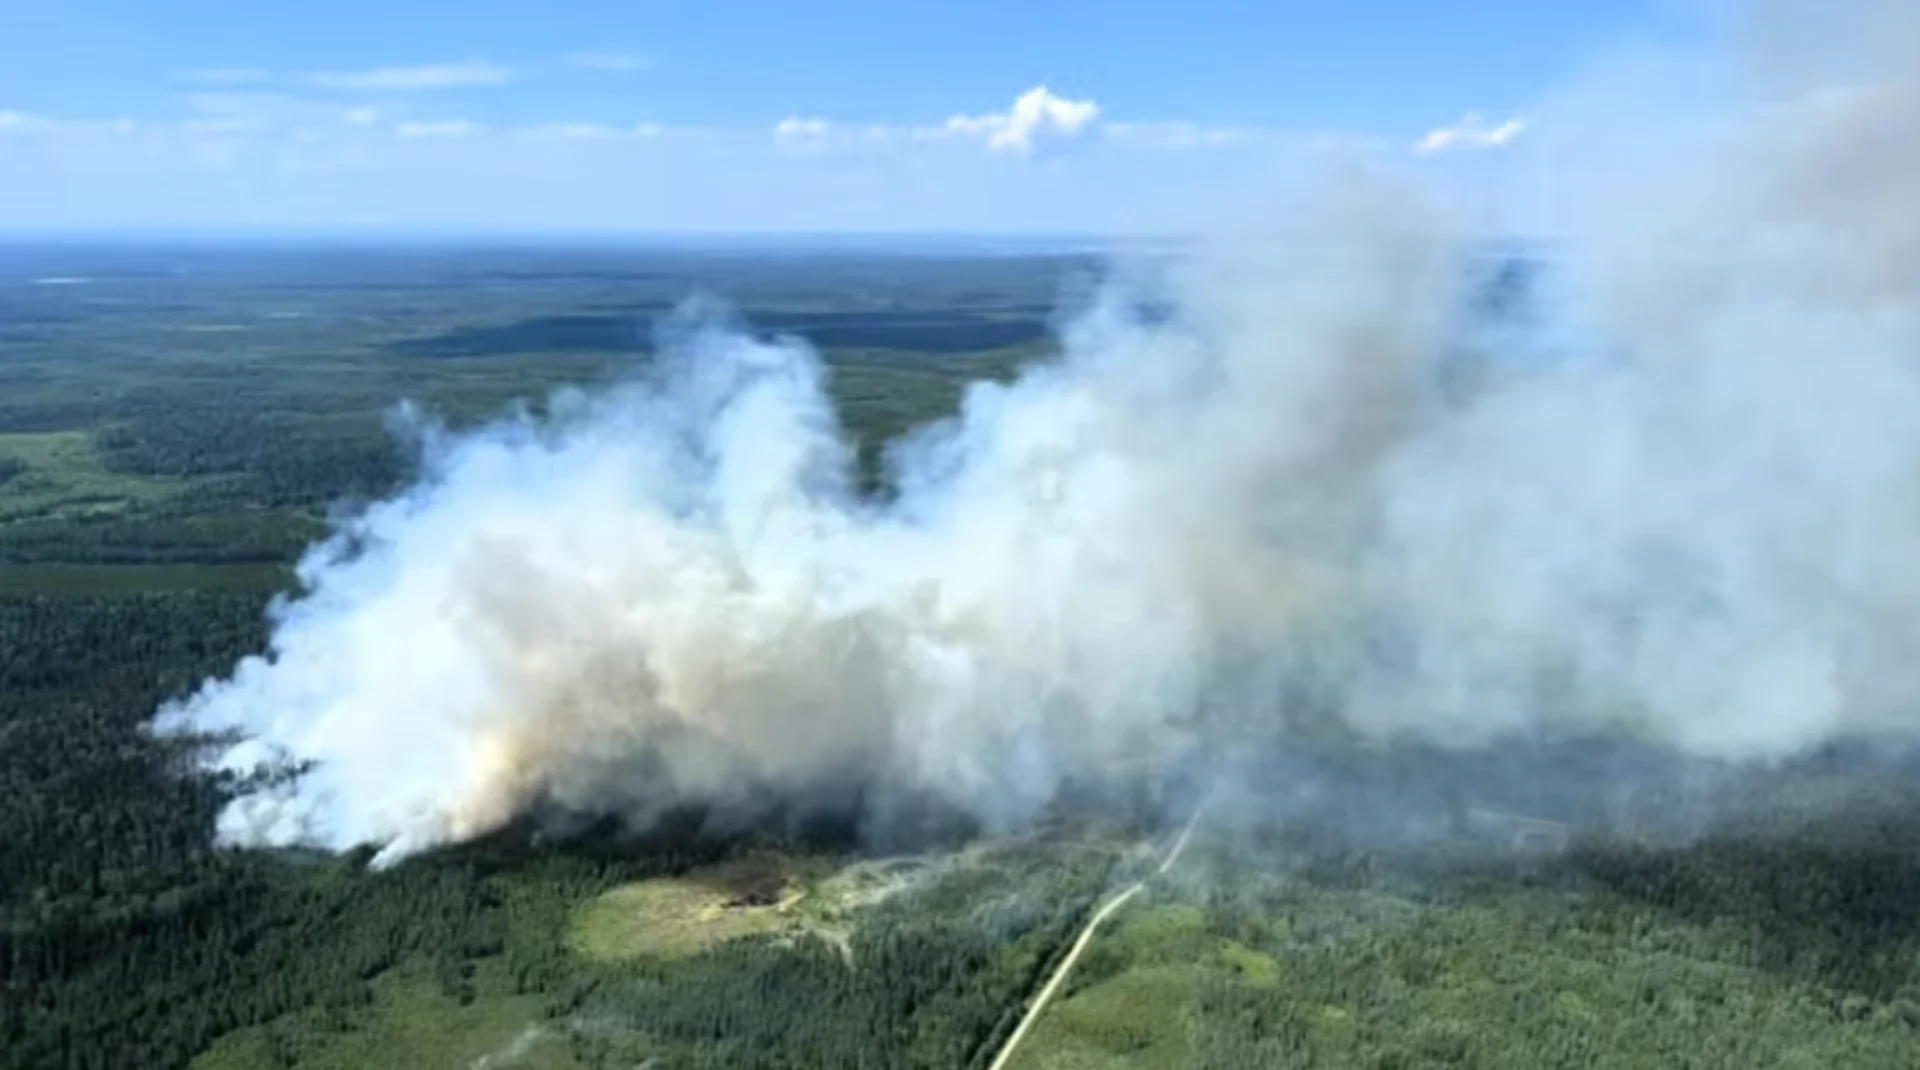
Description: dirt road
xmin=984 ymin=802 xmax=1207 ymax=1070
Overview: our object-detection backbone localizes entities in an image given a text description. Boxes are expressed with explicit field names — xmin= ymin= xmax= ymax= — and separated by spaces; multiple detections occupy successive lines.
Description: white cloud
xmin=774 ymin=116 xmax=831 ymax=140
xmin=935 ymin=85 xmax=1100 ymax=154
xmin=310 ymin=62 xmax=513 ymax=92
xmin=514 ymin=122 xmax=669 ymax=142
xmin=0 ymin=95 xmax=1303 ymax=233
xmin=772 ymin=87 xmax=1106 ymax=156
xmin=182 ymin=118 xmax=253 ymax=135
xmin=0 ymin=112 xmax=139 ymax=136
xmin=182 ymin=92 xmax=376 ymax=132
xmin=1416 ymin=112 xmax=1527 ymax=154
xmin=1103 ymin=121 xmax=1249 ymax=149
xmin=11 ymin=101 xmax=656 ymax=146
xmin=0 ymin=117 xmax=1269 ymax=233
xmin=180 ymin=69 xmax=272 ymax=86
xmin=771 ymin=116 xmax=835 ymax=156
xmin=524 ymin=122 xmax=615 ymax=139
xmin=564 ymin=51 xmax=650 ymax=73
xmin=395 ymin=120 xmax=482 ymax=138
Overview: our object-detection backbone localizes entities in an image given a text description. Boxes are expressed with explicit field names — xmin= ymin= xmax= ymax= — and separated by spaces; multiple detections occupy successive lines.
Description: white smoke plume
xmin=155 ymin=2 xmax=1920 ymax=865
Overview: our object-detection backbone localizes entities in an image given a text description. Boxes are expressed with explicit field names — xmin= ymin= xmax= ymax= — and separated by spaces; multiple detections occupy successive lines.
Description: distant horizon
xmin=0 ymin=229 xmax=1546 ymax=256
xmin=0 ymin=228 xmax=1161 ymax=253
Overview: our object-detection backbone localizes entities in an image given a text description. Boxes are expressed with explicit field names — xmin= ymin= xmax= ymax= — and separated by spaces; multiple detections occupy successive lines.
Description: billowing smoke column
xmin=156 ymin=4 xmax=1920 ymax=866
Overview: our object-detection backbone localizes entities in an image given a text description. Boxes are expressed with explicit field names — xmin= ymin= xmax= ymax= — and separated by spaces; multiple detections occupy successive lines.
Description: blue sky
xmin=0 ymin=0 xmax=1702 ymax=234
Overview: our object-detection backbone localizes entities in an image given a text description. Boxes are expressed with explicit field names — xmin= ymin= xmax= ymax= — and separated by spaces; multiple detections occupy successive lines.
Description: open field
xmin=190 ymin=957 xmax=579 ymax=1070
xmin=568 ymin=852 xmax=845 ymax=962
xmin=0 ymin=429 xmax=183 ymax=522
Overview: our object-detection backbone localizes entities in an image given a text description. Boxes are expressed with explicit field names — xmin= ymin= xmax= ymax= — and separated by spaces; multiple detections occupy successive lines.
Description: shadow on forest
xmin=1183 ymin=735 xmax=1920 ymax=1002
xmin=388 ymin=313 xmax=657 ymax=357
xmin=1571 ymin=803 xmax=1920 ymax=999
xmin=424 ymin=777 xmax=989 ymax=880
xmin=387 ymin=309 xmax=1050 ymax=358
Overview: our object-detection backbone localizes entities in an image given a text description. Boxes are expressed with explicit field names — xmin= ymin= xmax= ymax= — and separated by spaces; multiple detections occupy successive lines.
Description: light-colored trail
xmin=1156 ymin=802 xmax=1205 ymax=877
xmin=985 ymin=801 xmax=1208 ymax=1070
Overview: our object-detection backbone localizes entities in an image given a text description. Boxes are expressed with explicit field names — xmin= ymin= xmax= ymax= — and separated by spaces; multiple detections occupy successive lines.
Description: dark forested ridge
xmin=4 ymin=246 xmax=1920 ymax=1069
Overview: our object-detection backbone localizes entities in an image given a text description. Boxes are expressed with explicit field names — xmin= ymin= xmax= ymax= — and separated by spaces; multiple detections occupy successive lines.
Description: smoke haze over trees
xmin=152 ymin=0 xmax=1920 ymax=866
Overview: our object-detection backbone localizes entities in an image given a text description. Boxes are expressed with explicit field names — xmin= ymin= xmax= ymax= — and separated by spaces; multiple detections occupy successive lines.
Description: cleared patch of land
xmin=567 ymin=850 xmax=936 ymax=962
xmin=189 ymin=956 xmax=580 ymax=1070
xmin=0 ymin=429 xmax=182 ymax=522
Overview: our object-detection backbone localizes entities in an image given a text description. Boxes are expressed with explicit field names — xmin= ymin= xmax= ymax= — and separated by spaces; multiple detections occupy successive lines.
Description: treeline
xmin=96 ymin=407 xmax=411 ymax=509
xmin=0 ymin=511 xmax=320 ymax=566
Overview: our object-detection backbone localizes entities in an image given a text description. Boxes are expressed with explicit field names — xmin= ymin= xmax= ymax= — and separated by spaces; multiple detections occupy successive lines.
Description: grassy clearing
xmin=0 ymin=429 xmax=181 ymax=521
xmin=567 ymin=850 xmax=944 ymax=963
xmin=190 ymin=957 xmax=580 ymax=1070
xmin=568 ymin=852 xmax=831 ymax=962
xmin=569 ymin=874 xmax=797 ymax=962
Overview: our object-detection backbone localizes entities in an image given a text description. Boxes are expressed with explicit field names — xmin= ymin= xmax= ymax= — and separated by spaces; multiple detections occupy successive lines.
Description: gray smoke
xmin=155 ymin=2 xmax=1920 ymax=866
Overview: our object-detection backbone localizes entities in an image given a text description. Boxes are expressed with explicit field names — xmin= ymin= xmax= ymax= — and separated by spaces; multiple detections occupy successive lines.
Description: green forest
xmin=4 ymin=246 xmax=1920 ymax=1069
